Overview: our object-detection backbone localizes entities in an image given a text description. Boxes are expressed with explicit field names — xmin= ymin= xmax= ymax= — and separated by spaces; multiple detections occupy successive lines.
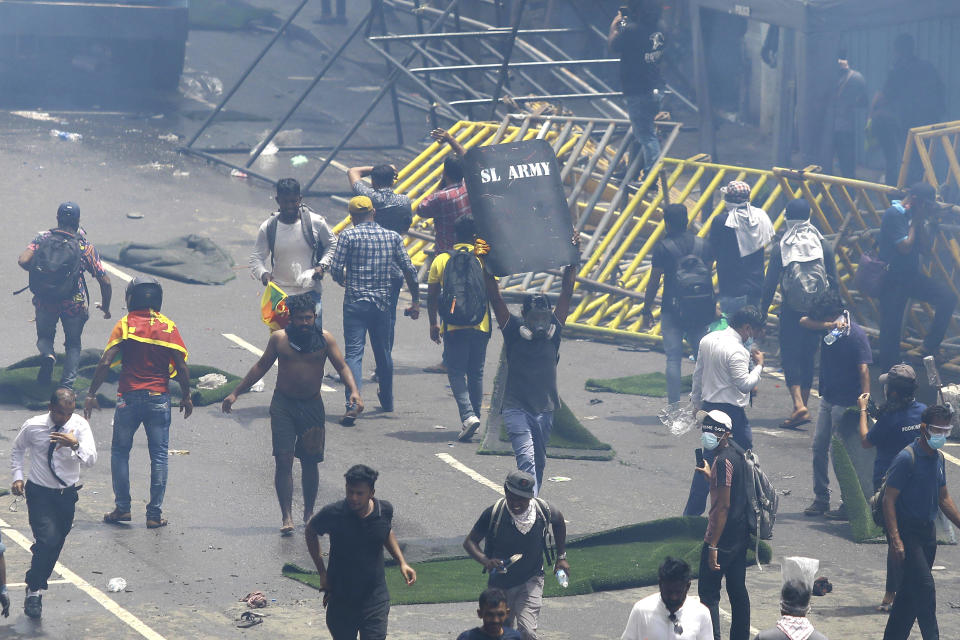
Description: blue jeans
xmin=661 ymin=311 xmax=709 ymax=405
xmin=342 ymin=300 xmax=393 ymax=408
xmin=625 ymin=93 xmax=662 ymax=174
xmin=111 ymin=390 xmax=171 ymax=520
xmin=683 ymin=402 xmax=753 ymax=516
xmin=386 ymin=276 xmax=403 ymax=352
xmin=812 ymin=400 xmax=849 ymax=505
xmin=503 ymin=409 xmax=553 ymax=497
xmin=443 ymin=329 xmax=489 ymax=421
xmin=35 ymin=306 xmax=87 ymax=389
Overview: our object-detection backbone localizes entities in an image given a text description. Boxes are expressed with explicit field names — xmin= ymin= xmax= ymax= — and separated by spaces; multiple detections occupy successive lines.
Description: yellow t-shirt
xmin=428 ymin=243 xmax=491 ymax=333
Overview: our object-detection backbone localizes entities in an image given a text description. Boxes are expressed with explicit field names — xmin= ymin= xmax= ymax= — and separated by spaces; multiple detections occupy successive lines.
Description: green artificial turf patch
xmin=189 ymin=0 xmax=276 ymax=30
xmin=283 ymin=517 xmax=772 ymax=605
xmin=585 ymin=373 xmax=692 ymax=397
xmin=478 ymin=347 xmax=613 ymax=461
xmin=831 ymin=435 xmax=884 ymax=543
xmin=0 ymin=350 xmax=241 ymax=410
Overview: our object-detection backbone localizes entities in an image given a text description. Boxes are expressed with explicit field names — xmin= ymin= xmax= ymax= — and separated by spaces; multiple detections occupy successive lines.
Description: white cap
xmin=696 ymin=409 xmax=732 ymax=432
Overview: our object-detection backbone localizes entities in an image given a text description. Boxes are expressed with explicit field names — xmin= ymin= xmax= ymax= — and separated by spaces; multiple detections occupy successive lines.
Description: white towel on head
xmin=780 ymin=220 xmax=824 ymax=266
xmin=724 ymin=202 xmax=774 ymax=257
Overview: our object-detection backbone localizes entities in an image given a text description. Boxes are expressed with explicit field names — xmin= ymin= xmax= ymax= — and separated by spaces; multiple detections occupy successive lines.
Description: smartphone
xmin=619 ymin=5 xmax=629 ymax=17
xmin=695 ymin=448 xmax=705 ymax=469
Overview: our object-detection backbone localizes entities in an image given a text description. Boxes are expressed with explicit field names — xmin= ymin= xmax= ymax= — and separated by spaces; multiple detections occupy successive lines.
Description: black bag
xmin=374 ymin=202 xmax=414 ymax=236
xmin=439 ymin=247 xmax=487 ymax=326
xmin=664 ymin=237 xmax=715 ymax=329
xmin=781 ymin=258 xmax=829 ymax=313
xmin=28 ymin=229 xmax=83 ymax=301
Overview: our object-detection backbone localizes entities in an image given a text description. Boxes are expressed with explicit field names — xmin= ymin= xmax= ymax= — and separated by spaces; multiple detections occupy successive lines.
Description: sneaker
xmin=458 ymin=416 xmax=481 ymax=442
xmin=825 ymin=503 xmax=848 ymax=520
xmin=36 ymin=355 xmax=55 ymax=385
xmin=804 ymin=501 xmax=828 ymax=516
xmin=24 ymin=590 xmax=42 ymax=619
xmin=103 ymin=509 xmax=132 ymax=524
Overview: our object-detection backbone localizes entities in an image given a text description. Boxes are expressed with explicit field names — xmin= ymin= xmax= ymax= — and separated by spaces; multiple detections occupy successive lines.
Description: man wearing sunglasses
xmin=881 ymin=404 xmax=960 ymax=640
xmin=621 ymin=556 xmax=712 ymax=639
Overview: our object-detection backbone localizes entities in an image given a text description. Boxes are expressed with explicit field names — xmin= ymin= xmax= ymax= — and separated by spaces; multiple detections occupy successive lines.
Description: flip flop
xmin=877 ymin=602 xmax=893 ymax=613
xmin=780 ymin=417 xmax=811 ymax=430
xmin=237 ymin=612 xmax=264 ymax=628
xmin=422 ymin=363 xmax=446 ymax=374
xmin=280 ymin=524 xmax=295 ymax=536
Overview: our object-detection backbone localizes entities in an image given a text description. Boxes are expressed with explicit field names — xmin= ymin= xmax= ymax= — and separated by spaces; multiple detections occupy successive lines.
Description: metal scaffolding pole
xmin=488 ymin=0 xmax=527 ymax=120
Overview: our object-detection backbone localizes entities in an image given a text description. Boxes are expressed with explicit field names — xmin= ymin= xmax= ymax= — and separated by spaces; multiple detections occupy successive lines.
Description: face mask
xmin=744 ymin=336 xmax=755 ymax=349
xmin=701 ymin=432 xmax=720 ymax=451
xmin=784 ymin=218 xmax=806 ymax=229
xmin=928 ymin=434 xmax=947 ymax=450
xmin=520 ymin=309 xmax=555 ymax=340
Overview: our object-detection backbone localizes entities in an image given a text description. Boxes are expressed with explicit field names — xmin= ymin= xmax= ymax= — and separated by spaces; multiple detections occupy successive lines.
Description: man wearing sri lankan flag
xmin=83 ymin=277 xmax=191 ymax=530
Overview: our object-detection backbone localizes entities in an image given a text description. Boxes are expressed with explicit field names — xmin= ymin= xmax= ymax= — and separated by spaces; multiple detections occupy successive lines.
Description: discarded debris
xmin=812 ymin=577 xmax=832 ymax=596
xmin=237 ymin=611 xmax=264 ymax=628
xmin=50 ymin=129 xmax=82 ymax=142
xmin=126 ymin=212 xmax=144 ymax=220
xmin=290 ymin=155 xmax=309 ymax=167
xmin=779 ymin=489 xmax=792 ymax=496
xmin=158 ymin=133 xmax=180 ymax=142
xmin=241 ymin=591 xmax=268 ymax=609
xmin=433 ymin=425 xmax=446 ymax=430
xmin=589 ymin=398 xmax=603 ymax=405
xmin=12 ymin=111 xmax=64 ymax=123
xmin=107 ymin=577 xmax=127 ymax=592
xmin=251 ymin=380 xmax=265 ymax=392
xmin=168 ymin=450 xmax=190 ymax=456
xmin=548 ymin=476 xmax=571 ymax=483
xmin=198 ymin=373 xmax=229 ymax=389
xmin=172 ymin=170 xmax=190 ymax=178
xmin=230 ymin=169 xmax=248 ymax=179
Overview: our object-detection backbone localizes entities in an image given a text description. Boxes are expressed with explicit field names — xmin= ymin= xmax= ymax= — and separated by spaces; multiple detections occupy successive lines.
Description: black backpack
xmin=439 ymin=247 xmax=487 ymax=326
xmin=374 ymin=202 xmax=413 ymax=236
xmin=265 ymin=206 xmax=319 ymax=268
xmin=664 ymin=236 xmax=715 ymax=329
xmin=781 ymin=257 xmax=829 ymax=313
xmin=28 ymin=229 xmax=83 ymax=301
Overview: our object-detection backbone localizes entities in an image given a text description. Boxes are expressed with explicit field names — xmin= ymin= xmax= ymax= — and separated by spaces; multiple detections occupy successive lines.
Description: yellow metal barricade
xmin=899 ymin=120 xmax=960 ymax=194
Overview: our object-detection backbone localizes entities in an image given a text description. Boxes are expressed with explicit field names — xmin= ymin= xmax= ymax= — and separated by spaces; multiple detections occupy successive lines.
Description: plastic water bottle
xmin=555 ymin=569 xmax=569 ymax=588
xmin=50 ymin=129 xmax=82 ymax=142
xmin=823 ymin=327 xmax=843 ymax=346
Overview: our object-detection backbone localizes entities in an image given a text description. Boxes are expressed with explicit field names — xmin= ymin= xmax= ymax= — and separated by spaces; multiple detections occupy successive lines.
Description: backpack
xmin=730 ymin=441 xmax=778 ymax=566
xmin=781 ymin=258 xmax=829 ymax=313
xmin=486 ymin=497 xmax=556 ymax=566
xmin=869 ymin=445 xmax=941 ymax=528
xmin=374 ymin=202 xmax=413 ymax=236
xmin=265 ymin=207 xmax=319 ymax=268
xmin=439 ymin=247 xmax=487 ymax=326
xmin=664 ymin=236 xmax=715 ymax=330
xmin=28 ymin=229 xmax=83 ymax=301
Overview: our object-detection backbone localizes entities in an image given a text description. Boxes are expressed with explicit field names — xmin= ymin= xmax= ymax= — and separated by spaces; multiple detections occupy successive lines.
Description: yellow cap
xmin=348 ymin=196 xmax=375 ymax=214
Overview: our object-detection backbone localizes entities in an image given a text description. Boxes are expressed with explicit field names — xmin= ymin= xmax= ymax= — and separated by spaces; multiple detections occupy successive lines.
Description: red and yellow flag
xmin=105 ymin=310 xmax=189 ymax=377
xmin=261 ymin=281 xmax=290 ymax=331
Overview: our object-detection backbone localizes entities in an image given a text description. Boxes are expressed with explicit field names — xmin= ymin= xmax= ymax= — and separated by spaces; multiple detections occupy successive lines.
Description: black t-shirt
xmin=610 ymin=23 xmax=665 ymax=96
xmin=501 ymin=314 xmax=562 ymax=414
xmin=881 ymin=56 xmax=945 ymax=129
xmin=709 ymin=446 xmax=748 ymax=550
xmin=457 ymin=628 xmax=524 ymax=640
xmin=309 ymin=498 xmax=394 ymax=604
xmin=473 ymin=500 xmax=553 ymax=589
xmin=651 ymin=232 xmax=712 ymax=311
xmin=709 ymin=213 xmax=766 ymax=298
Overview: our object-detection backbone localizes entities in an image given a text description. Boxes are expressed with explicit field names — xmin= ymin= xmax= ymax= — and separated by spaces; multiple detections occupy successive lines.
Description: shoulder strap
xmin=534 ymin=498 xmax=550 ymax=524
xmin=265 ymin=215 xmax=279 ymax=268
xmin=662 ymin=236 xmax=681 ymax=261
xmin=300 ymin=206 xmax=317 ymax=249
xmin=488 ymin=498 xmax=506 ymax=541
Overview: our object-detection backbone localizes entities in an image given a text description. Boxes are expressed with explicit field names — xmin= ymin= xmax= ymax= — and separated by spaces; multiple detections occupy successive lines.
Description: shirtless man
xmin=222 ymin=293 xmax=362 ymax=534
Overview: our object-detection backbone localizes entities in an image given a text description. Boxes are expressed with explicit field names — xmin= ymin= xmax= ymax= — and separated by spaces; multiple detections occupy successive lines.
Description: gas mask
xmin=519 ymin=307 xmax=555 ymax=341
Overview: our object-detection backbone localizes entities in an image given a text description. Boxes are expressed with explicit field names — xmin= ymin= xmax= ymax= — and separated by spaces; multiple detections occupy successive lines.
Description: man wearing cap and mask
xmin=484 ymin=232 xmax=580 ymax=496
xmin=877 ymin=182 xmax=957 ymax=369
xmin=754 ymin=579 xmax=828 ymax=640
xmin=328 ymin=196 xmax=420 ymax=424
xmin=84 ymin=277 xmax=190 ymax=530
xmin=18 ymin=201 xmax=112 ymax=389
xmin=463 ymin=470 xmax=569 ymax=640
xmin=881 ymin=404 xmax=960 ymax=640
xmin=708 ymin=181 xmax=774 ymax=316
xmin=760 ymin=198 xmax=837 ymax=429
xmin=695 ymin=409 xmax=752 ymax=640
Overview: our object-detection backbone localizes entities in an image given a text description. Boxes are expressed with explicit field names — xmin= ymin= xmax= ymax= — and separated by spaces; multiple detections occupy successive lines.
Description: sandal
xmin=146 ymin=518 xmax=168 ymax=529
xmin=877 ymin=602 xmax=893 ymax=613
xmin=237 ymin=611 xmax=264 ymax=628
xmin=103 ymin=509 xmax=132 ymax=524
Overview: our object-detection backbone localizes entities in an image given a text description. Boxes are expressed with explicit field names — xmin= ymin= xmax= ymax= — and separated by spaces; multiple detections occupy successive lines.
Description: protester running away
xmin=695 ymin=409 xmax=752 ymax=640
xmin=85 ymin=277 xmax=190 ymax=530
xmin=484 ymin=231 xmax=580 ymax=496
xmin=306 ymin=464 xmax=416 ymax=640
xmin=12 ymin=388 xmax=96 ymax=619
xmin=328 ymin=196 xmax=420 ymax=425
xmin=621 ymin=556 xmax=713 ymax=640
xmin=685 ymin=306 xmax=763 ymax=516
xmin=223 ymin=293 xmax=361 ymax=534
xmin=464 ymin=470 xmax=570 ymax=640
xmin=881 ymin=405 xmax=960 ymax=640
xmin=458 ymin=588 xmax=523 ymax=640
xmin=709 ymin=181 xmax=773 ymax=315
xmin=18 ymin=201 xmax=112 ymax=389
xmin=249 ymin=178 xmax=337 ymax=331
xmin=642 ymin=203 xmax=716 ymax=405
xmin=760 ymin=198 xmax=837 ymax=429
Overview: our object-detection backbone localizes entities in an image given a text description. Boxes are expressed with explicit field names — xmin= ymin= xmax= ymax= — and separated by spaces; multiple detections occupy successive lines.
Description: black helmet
xmin=126 ymin=276 xmax=163 ymax=312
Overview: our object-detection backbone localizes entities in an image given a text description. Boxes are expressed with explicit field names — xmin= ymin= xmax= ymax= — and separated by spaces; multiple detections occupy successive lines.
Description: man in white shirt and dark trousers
xmin=249 ymin=178 xmax=337 ymax=330
xmin=621 ymin=556 xmax=713 ymax=640
xmin=10 ymin=387 xmax=97 ymax=619
xmin=684 ymin=306 xmax=764 ymax=516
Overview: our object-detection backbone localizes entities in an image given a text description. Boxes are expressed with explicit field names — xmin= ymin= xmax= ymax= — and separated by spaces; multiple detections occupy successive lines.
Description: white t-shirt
xmin=621 ymin=593 xmax=713 ymax=640
xmin=249 ymin=210 xmax=337 ymax=296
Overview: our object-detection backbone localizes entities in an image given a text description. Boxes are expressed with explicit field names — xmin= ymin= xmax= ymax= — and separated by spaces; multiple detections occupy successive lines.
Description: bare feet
xmin=303 ymin=510 xmax=314 ymax=525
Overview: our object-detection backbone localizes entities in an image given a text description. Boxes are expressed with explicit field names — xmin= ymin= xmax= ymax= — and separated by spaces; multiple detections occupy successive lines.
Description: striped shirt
xmin=329 ymin=221 xmax=417 ymax=310
xmin=416 ymin=181 xmax=472 ymax=252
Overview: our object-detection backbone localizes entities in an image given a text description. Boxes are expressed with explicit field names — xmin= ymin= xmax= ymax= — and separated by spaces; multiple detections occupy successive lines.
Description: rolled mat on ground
xmin=479 ymin=347 xmax=613 ymax=461
xmin=585 ymin=373 xmax=692 ymax=397
xmin=0 ymin=350 xmax=242 ymax=410
xmin=283 ymin=516 xmax=772 ymax=605
xmin=98 ymin=234 xmax=236 ymax=285
xmin=830 ymin=435 xmax=884 ymax=543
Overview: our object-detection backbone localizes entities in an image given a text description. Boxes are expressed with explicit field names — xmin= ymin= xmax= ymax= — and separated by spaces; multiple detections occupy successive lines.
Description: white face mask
xmin=784 ymin=218 xmax=808 ymax=229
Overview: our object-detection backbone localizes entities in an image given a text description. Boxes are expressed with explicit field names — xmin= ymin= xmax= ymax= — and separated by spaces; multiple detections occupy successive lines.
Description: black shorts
xmin=326 ymin=597 xmax=389 ymax=640
xmin=269 ymin=391 xmax=326 ymax=464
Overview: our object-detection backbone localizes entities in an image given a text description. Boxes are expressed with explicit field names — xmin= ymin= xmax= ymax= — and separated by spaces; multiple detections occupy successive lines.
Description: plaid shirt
xmin=330 ymin=221 xmax=417 ymax=310
xmin=416 ymin=180 xmax=472 ymax=252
